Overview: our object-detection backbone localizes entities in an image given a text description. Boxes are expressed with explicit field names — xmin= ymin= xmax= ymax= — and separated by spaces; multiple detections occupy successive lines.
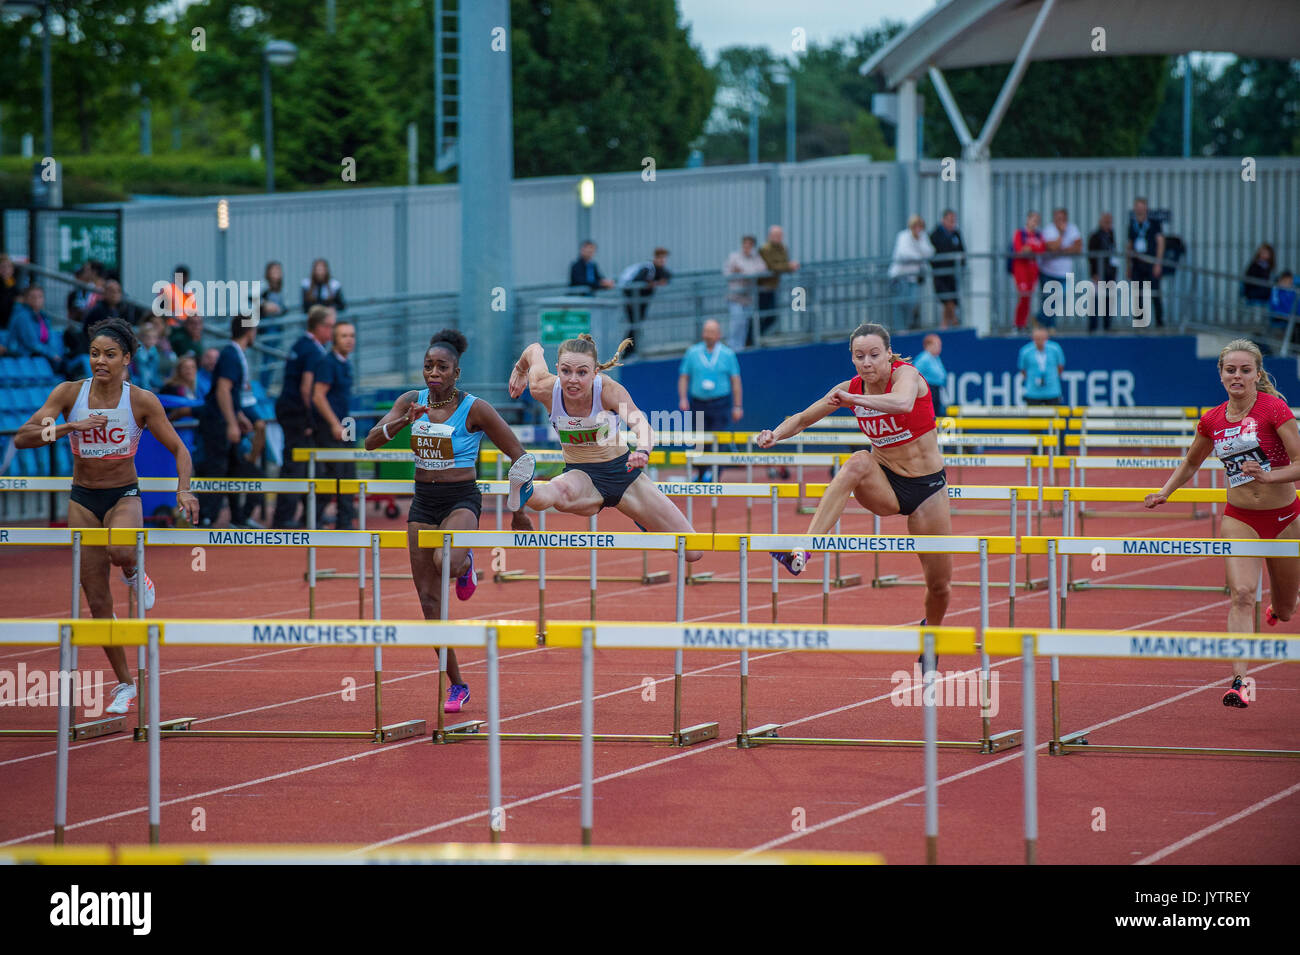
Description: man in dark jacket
xmin=929 ymin=209 xmax=964 ymax=328
xmin=1087 ymin=213 xmax=1119 ymax=332
xmin=568 ymin=241 xmax=614 ymax=293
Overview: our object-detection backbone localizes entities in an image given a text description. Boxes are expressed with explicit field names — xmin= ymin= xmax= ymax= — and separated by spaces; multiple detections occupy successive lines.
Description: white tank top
xmin=549 ymin=374 xmax=622 ymax=463
xmin=68 ymin=379 xmax=144 ymax=460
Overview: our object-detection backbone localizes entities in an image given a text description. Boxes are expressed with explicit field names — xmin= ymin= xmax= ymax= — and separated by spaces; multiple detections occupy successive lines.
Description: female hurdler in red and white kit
xmin=758 ymin=322 xmax=953 ymax=631
xmin=1147 ymin=338 xmax=1300 ymax=708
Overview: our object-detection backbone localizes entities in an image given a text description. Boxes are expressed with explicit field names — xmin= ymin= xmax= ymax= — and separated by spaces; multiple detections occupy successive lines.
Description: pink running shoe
xmin=455 ymin=551 xmax=478 ymax=600
xmin=445 ymin=684 xmax=470 ymax=713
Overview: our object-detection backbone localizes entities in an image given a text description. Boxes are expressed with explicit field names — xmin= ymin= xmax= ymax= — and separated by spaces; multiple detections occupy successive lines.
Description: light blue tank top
xmin=411 ymin=390 xmax=483 ymax=470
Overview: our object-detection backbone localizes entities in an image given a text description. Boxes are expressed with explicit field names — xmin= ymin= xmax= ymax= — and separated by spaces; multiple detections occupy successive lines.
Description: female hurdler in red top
xmin=1147 ymin=338 xmax=1300 ymax=708
xmin=757 ymin=322 xmax=953 ymax=632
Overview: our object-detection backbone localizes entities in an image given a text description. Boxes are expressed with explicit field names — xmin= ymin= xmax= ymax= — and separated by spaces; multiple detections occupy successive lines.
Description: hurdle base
xmin=492 ymin=571 xmax=655 ymax=584
xmin=675 ymin=722 xmax=720 ymax=746
xmin=133 ymin=717 xmax=195 ymax=741
xmin=736 ymin=723 xmax=782 ymax=748
xmin=378 ymin=719 xmax=426 ymax=742
xmin=0 ymin=715 xmax=129 ymax=741
xmin=434 ymin=719 xmax=486 ymax=743
xmin=642 ymin=570 xmax=671 ymax=585
xmin=1054 ymin=732 xmax=1300 ymax=759
xmin=687 ymin=571 xmax=713 ymax=585
xmin=1069 ymin=578 xmax=1226 ymax=594
xmin=737 ymin=722 xmax=985 ymax=750
xmin=983 ymin=729 xmax=1023 ymax=753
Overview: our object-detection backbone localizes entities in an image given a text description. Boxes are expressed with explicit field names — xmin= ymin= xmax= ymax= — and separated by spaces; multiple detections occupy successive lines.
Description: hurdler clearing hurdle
xmin=759 ymin=323 xmax=952 ymax=644
xmin=508 ymin=335 xmax=702 ymax=559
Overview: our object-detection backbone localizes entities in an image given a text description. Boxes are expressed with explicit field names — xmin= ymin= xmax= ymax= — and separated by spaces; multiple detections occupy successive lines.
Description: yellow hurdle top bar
xmin=1019 ymin=536 xmax=1299 ymax=557
xmin=1038 ymin=486 xmax=1263 ymax=504
xmin=544 ymin=620 xmax=976 ymax=653
xmin=717 ymin=533 xmax=1017 ymax=554
xmin=985 ymin=627 xmax=1299 ymax=662
xmin=418 ymin=529 xmax=712 ymax=551
xmin=8 ymin=844 xmax=883 ymax=866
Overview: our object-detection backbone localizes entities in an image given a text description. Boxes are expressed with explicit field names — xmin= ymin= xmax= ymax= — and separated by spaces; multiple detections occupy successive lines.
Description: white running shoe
xmin=507 ymin=453 xmax=537 ymax=511
xmin=106 ymin=682 xmax=137 ymax=715
xmin=122 ymin=569 xmax=155 ymax=610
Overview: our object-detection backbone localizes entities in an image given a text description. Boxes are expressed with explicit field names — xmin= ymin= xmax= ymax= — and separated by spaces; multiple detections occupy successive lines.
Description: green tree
xmin=0 ymin=0 xmax=179 ymax=156
xmin=1143 ymin=57 xmax=1300 ymax=157
xmin=919 ymin=56 xmax=1169 ymax=158
xmin=510 ymin=0 xmax=714 ymax=176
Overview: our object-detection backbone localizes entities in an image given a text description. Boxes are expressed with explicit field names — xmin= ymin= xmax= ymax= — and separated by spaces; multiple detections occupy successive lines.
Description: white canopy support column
xmin=895 ymin=78 xmax=920 ymax=221
xmin=961 ymin=146 xmax=994 ymax=333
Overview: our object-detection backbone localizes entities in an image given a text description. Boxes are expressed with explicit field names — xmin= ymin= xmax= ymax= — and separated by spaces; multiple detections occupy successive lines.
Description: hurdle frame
xmin=119 ymin=526 xmax=426 ymax=743
xmin=421 ymin=527 xmax=721 ymax=748
xmin=990 ymin=624 xmax=1300 ymax=760
xmin=719 ymin=532 xmax=1023 ymax=754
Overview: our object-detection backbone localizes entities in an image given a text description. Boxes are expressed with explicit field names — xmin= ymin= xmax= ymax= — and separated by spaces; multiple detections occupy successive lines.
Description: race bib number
xmin=1215 ymin=424 xmax=1269 ymax=488
xmin=558 ymin=421 xmax=610 ymax=446
xmin=411 ymin=420 xmax=455 ymax=469
xmin=77 ymin=408 xmax=133 ymax=458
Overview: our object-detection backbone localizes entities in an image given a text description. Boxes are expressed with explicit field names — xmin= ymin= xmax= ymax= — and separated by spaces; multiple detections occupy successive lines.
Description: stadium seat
xmin=17 ymin=448 xmax=37 ymax=477
xmin=0 ymin=391 xmax=13 ymax=413
xmin=0 ymin=357 xmax=20 ymax=384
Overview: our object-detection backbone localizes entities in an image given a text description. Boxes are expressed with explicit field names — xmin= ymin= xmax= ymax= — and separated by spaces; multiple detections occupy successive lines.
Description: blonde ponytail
xmin=559 ymin=333 xmax=634 ymax=371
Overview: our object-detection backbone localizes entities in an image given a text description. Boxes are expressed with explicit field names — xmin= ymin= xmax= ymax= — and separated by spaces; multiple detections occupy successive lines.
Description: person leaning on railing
xmin=888 ymin=215 xmax=933 ymax=331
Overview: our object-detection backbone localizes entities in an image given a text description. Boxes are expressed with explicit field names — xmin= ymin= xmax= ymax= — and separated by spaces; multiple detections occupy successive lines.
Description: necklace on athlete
xmin=428 ymin=389 xmax=458 ymax=409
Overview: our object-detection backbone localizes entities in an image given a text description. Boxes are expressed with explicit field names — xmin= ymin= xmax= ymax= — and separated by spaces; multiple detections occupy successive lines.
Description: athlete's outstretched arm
xmin=138 ymin=389 xmax=199 ymax=524
xmin=509 ymin=343 xmax=556 ymax=404
xmin=14 ymin=381 xmax=87 ymax=449
xmin=470 ymin=400 xmax=534 ymax=529
xmin=1145 ymin=433 xmax=1213 ymax=507
xmin=830 ymin=365 xmax=920 ymax=415
xmin=599 ymin=376 xmax=653 ymax=467
xmin=365 ymin=391 xmax=421 ymax=450
xmin=754 ymin=380 xmax=852 ymax=449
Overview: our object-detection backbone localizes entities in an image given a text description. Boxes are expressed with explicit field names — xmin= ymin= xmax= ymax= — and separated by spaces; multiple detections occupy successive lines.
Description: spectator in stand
xmin=678 ymin=318 xmax=743 ymax=481
xmin=0 ymin=254 xmax=19 ymax=332
xmin=1018 ymin=327 xmax=1065 ymax=407
xmin=158 ymin=264 xmax=199 ymax=328
xmin=1269 ymin=271 xmax=1297 ymax=337
xmin=196 ymin=347 xmax=220 ymax=400
xmin=1012 ymin=211 xmax=1046 ymax=332
xmin=723 ymin=234 xmax=766 ymax=350
xmin=66 ymin=262 xmax=102 ymax=328
xmin=161 ymin=354 xmax=201 ymax=421
xmin=302 ymin=258 xmax=346 ymax=313
xmin=311 ymin=321 xmax=357 ymax=530
xmin=888 ymin=215 xmax=934 ymax=330
xmin=618 ymin=248 xmax=671 ymax=355
xmin=1038 ymin=207 xmax=1082 ymax=329
xmin=757 ymin=225 xmax=799 ymax=341
xmin=912 ymin=333 xmax=948 ymax=418
xmin=929 ymin=210 xmax=964 ymax=328
xmin=130 ymin=321 xmax=166 ymax=393
xmin=170 ymin=313 xmax=205 ymax=363
xmin=5 ymin=286 xmax=65 ymax=372
xmin=197 ymin=317 xmax=259 ymax=527
xmin=568 ymin=241 xmax=615 ymax=293
xmin=1242 ymin=244 xmax=1276 ymax=307
xmin=272 ymin=305 xmax=336 ymax=528
xmin=1127 ymin=198 xmax=1165 ymax=328
xmin=261 ymin=261 xmax=288 ymax=318
xmin=85 ymin=279 xmax=142 ymax=327
xmin=1087 ymin=212 xmax=1120 ymax=332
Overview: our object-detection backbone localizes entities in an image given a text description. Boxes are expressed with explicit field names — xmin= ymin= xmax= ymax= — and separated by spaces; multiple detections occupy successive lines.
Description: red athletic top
xmin=1197 ymin=392 xmax=1294 ymax=488
xmin=849 ymin=360 xmax=935 ymax=449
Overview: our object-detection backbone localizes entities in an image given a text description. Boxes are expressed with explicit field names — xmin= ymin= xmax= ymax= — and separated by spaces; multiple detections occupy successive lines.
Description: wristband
xmin=382 ymin=422 xmax=392 ymax=441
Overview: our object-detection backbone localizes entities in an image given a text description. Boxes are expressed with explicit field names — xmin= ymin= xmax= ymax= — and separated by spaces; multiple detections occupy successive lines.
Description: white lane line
xmin=1134 ymin=781 xmax=1300 ymax=865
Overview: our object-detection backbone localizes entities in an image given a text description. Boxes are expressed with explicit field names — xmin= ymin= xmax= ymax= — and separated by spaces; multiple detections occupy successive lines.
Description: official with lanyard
xmin=197 ymin=316 xmax=259 ymax=526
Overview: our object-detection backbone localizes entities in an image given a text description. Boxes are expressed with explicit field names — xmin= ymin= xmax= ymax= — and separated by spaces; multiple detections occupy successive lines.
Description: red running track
xmin=1 ymin=468 xmax=1297 ymax=863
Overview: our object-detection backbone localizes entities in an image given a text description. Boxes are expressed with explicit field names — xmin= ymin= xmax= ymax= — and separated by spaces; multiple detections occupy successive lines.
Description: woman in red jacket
xmin=1012 ymin=212 xmax=1046 ymax=331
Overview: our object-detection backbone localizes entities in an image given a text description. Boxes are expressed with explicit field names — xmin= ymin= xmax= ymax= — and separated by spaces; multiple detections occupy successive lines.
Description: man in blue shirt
xmin=568 ymin=241 xmax=614 ymax=294
xmin=1017 ymin=327 xmax=1065 ymax=407
xmin=311 ymin=321 xmax=356 ymax=529
xmin=912 ymin=333 xmax=947 ymax=418
xmin=677 ymin=319 xmax=742 ymax=481
xmin=272 ymin=305 xmax=335 ymax=527
xmin=198 ymin=316 xmax=259 ymax=526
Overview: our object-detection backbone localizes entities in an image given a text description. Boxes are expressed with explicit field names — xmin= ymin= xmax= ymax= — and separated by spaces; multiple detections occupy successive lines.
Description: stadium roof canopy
xmin=863 ymin=0 xmax=1299 ymax=88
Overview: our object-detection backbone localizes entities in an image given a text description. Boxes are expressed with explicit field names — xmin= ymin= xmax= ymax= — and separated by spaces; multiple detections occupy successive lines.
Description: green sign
xmin=540 ymin=309 xmax=591 ymax=348
xmin=57 ymin=215 xmax=119 ymax=272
